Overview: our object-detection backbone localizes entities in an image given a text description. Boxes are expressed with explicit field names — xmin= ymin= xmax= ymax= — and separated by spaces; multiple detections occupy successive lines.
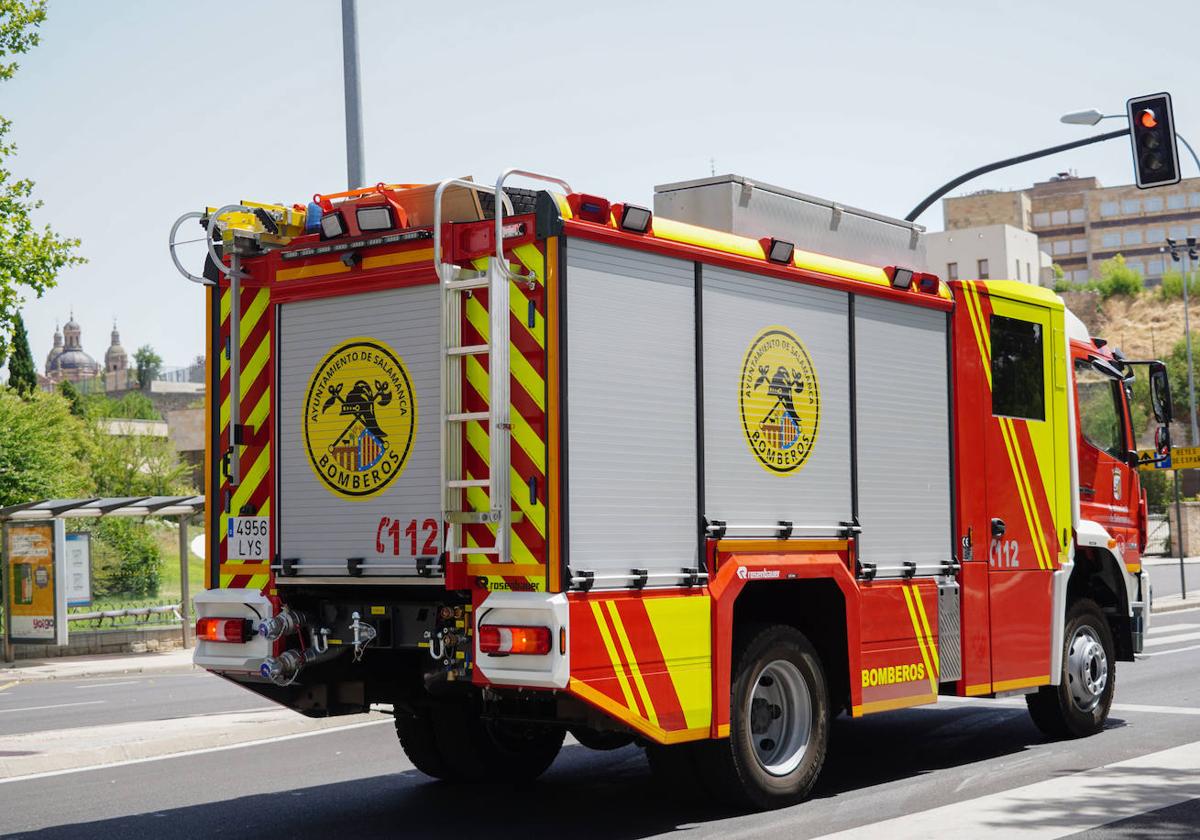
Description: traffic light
xmin=1127 ymin=92 xmax=1180 ymax=189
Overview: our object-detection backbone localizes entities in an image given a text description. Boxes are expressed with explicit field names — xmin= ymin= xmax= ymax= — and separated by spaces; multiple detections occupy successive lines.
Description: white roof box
xmin=653 ymin=174 xmax=927 ymax=273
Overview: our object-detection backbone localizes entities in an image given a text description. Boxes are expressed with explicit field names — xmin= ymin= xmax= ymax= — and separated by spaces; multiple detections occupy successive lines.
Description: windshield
xmin=1075 ymin=360 xmax=1128 ymax=460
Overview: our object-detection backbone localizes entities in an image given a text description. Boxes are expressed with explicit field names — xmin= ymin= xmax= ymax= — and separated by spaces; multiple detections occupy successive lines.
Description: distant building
xmin=943 ymin=174 xmax=1200 ymax=285
xmin=44 ymin=314 xmax=103 ymax=383
xmin=925 ymin=224 xmax=1052 ymax=286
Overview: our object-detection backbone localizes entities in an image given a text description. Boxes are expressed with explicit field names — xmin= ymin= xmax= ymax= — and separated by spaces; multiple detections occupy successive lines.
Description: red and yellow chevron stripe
xmin=460 ymin=243 xmax=550 ymax=593
xmin=568 ymin=592 xmax=712 ymax=744
xmin=216 ymin=282 xmax=273 ymax=593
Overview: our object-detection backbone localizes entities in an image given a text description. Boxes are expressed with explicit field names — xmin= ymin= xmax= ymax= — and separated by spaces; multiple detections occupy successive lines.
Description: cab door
xmin=1073 ymin=356 xmax=1140 ymax=565
xmin=978 ymin=292 xmax=1063 ymax=691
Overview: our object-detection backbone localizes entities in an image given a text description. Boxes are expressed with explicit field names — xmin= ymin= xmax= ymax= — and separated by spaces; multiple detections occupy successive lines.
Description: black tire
xmin=1026 ymin=598 xmax=1116 ymax=739
xmin=570 ymin=726 xmax=634 ymax=751
xmin=432 ymin=700 xmax=565 ymax=782
xmin=698 ymin=624 xmax=830 ymax=810
xmin=394 ymin=710 xmax=455 ymax=780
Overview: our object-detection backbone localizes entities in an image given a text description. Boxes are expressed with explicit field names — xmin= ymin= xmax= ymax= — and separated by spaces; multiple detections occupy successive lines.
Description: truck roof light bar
xmin=618 ymin=203 xmax=653 ymax=234
xmin=765 ymin=238 xmax=795 ymax=265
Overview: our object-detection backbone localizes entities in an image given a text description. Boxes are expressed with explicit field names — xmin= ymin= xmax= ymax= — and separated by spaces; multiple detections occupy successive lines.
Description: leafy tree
xmin=134 ymin=344 xmax=162 ymax=389
xmin=80 ymin=390 xmax=159 ymax=420
xmin=1167 ymin=331 xmax=1200 ymax=443
xmin=0 ymin=387 xmax=91 ymax=506
xmin=1158 ymin=269 xmax=1200 ymax=301
xmin=88 ymin=424 xmax=192 ymax=497
xmin=5 ymin=308 xmax=34 ymax=393
xmin=57 ymin=377 xmax=82 ymax=415
xmin=0 ymin=1 xmax=84 ymax=360
xmin=1091 ymin=254 xmax=1143 ymax=300
xmin=90 ymin=517 xmax=162 ymax=598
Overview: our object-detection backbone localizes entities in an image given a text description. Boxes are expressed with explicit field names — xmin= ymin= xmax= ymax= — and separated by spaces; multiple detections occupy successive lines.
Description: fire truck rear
xmin=171 ymin=170 xmax=1169 ymax=810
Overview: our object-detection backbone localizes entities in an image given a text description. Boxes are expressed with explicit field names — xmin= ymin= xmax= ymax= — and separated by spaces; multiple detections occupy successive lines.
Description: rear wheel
xmin=1026 ymin=598 xmax=1115 ymax=738
xmin=396 ymin=699 xmax=564 ymax=782
xmin=698 ymin=624 xmax=829 ymax=810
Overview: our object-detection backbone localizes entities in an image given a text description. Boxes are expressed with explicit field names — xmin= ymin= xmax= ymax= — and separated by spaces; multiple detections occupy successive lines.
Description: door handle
xmin=1080 ymin=485 xmax=1096 ymax=498
xmin=991 ymin=518 xmax=1006 ymax=539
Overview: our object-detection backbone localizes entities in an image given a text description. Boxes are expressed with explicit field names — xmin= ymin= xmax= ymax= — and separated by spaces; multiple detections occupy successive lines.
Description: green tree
xmin=0 ymin=1 xmax=84 ymax=360
xmin=1091 ymin=254 xmax=1143 ymax=300
xmin=5 ymin=308 xmax=34 ymax=393
xmin=0 ymin=388 xmax=91 ymax=506
xmin=81 ymin=390 xmax=159 ymax=420
xmin=134 ymin=344 xmax=162 ymax=389
xmin=1167 ymin=332 xmax=1200 ymax=442
xmin=89 ymin=424 xmax=192 ymax=497
xmin=90 ymin=517 xmax=162 ymax=598
xmin=57 ymin=377 xmax=82 ymax=415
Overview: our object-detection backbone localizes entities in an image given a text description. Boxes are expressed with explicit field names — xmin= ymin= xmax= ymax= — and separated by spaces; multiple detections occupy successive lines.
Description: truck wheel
xmin=1026 ymin=598 xmax=1115 ymax=739
xmin=700 ymin=624 xmax=829 ymax=810
xmin=570 ymin=726 xmax=634 ymax=751
xmin=433 ymin=701 xmax=565 ymax=782
xmin=394 ymin=711 xmax=455 ymax=780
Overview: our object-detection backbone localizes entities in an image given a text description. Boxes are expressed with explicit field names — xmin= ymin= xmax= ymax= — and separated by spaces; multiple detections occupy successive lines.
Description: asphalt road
xmin=1 ymin=608 xmax=1198 ymax=839
xmin=1147 ymin=556 xmax=1197 ymax=601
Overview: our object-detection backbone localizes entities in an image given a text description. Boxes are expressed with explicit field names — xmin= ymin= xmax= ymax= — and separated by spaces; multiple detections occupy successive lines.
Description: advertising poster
xmin=5 ymin=522 xmax=58 ymax=642
xmin=64 ymin=532 xmax=92 ymax=608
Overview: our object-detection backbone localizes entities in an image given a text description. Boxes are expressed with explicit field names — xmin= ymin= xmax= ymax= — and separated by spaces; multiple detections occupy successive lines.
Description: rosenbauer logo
xmin=304 ymin=337 xmax=416 ymax=501
xmin=738 ymin=326 xmax=820 ymax=474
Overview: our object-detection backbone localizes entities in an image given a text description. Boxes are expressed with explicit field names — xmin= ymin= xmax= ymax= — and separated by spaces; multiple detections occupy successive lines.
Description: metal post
xmin=1175 ymin=469 xmax=1187 ymax=600
xmin=2 ymin=530 xmax=12 ymax=664
xmin=179 ymin=516 xmax=192 ymax=648
xmin=341 ymin=0 xmax=365 ymax=190
xmin=1183 ymin=249 xmax=1199 ymax=445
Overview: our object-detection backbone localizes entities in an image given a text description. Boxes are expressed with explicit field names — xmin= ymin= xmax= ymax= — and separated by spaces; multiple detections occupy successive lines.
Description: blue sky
xmin=6 ymin=0 xmax=1198 ymax=368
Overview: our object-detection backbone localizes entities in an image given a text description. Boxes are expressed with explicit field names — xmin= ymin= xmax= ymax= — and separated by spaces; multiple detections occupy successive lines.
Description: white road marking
xmin=0 ymin=701 xmax=104 ymax=714
xmin=0 ymin=718 xmax=392 ymax=785
xmin=1144 ymin=630 xmax=1200 ymax=647
xmin=815 ymin=739 xmax=1200 ymax=839
xmin=1147 ymin=622 xmax=1199 ymax=635
xmin=74 ymin=681 xmax=139 ymax=690
xmin=935 ymin=696 xmax=1200 ymax=715
xmin=1144 ymin=643 xmax=1200 ymax=657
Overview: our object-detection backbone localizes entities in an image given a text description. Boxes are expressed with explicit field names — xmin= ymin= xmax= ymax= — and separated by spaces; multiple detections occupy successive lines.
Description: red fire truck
xmin=172 ymin=169 xmax=1170 ymax=810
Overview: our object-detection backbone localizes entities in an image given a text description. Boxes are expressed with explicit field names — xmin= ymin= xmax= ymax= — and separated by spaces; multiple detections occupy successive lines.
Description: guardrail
xmin=66 ymin=604 xmax=182 ymax=626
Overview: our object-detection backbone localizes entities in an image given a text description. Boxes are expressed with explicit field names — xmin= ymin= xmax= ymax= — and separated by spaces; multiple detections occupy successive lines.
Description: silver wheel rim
xmin=746 ymin=659 xmax=811 ymax=777
xmin=1066 ymin=623 xmax=1108 ymax=713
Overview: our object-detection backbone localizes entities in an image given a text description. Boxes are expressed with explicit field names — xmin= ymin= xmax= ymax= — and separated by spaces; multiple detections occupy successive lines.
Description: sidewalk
xmin=0 ymin=647 xmax=196 ymax=683
xmin=1153 ymin=593 xmax=1198 ymax=614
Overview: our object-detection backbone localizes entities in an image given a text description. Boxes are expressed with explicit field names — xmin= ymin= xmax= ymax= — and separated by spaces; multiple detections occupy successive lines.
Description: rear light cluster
xmin=478 ymin=624 xmax=552 ymax=656
xmin=196 ymin=617 xmax=254 ymax=644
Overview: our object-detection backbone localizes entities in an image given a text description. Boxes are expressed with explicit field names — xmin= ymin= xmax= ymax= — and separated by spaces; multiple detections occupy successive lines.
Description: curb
xmin=0 ymin=653 xmax=196 ymax=683
xmin=1152 ymin=598 xmax=1197 ymax=615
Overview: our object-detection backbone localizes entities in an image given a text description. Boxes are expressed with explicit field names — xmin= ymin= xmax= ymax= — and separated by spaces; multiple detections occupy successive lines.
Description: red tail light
xmin=478 ymin=624 xmax=552 ymax=656
xmin=196 ymin=617 xmax=251 ymax=643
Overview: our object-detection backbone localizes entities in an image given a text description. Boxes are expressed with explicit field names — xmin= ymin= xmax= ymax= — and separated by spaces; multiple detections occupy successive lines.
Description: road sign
xmin=1138 ymin=446 xmax=1200 ymax=471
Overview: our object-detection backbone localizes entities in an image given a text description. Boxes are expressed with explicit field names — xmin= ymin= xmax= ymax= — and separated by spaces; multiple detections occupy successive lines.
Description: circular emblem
xmin=738 ymin=326 xmax=820 ymax=474
xmin=303 ymin=337 xmax=416 ymax=500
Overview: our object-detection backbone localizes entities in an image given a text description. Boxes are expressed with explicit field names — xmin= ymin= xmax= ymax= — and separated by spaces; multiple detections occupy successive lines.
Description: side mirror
xmin=1155 ymin=424 xmax=1171 ymax=459
xmin=1126 ymin=450 xmax=1141 ymax=470
xmin=1150 ymin=362 xmax=1172 ymax=424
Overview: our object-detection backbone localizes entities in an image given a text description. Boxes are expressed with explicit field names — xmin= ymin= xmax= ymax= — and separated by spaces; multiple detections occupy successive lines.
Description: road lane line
xmin=933 ymin=696 xmax=1200 ymax=715
xmin=0 ymin=682 xmax=14 ymax=693
xmin=0 ymin=717 xmax=393 ymax=785
xmin=0 ymin=701 xmax=104 ymax=714
xmin=74 ymin=680 xmax=139 ymax=690
xmin=1144 ymin=643 xmax=1200 ymax=657
xmin=1147 ymin=622 xmax=1199 ymax=635
xmin=814 ymin=739 xmax=1200 ymax=839
xmin=1144 ymin=631 xmax=1200 ymax=647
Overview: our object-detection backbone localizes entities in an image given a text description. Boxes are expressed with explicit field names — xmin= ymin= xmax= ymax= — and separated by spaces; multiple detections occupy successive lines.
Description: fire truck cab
xmin=175 ymin=170 xmax=1169 ymax=810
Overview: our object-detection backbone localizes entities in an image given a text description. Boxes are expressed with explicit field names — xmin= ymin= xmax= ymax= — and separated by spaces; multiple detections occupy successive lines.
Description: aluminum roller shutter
xmin=854 ymin=296 xmax=951 ymax=571
xmin=702 ymin=265 xmax=852 ymax=533
xmin=278 ymin=285 xmax=441 ymax=576
xmin=565 ymin=239 xmax=698 ymax=586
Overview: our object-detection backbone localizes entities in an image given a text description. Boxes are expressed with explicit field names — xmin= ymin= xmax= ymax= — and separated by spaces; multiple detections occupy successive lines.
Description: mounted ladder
xmin=433 ymin=170 xmax=570 ymax=577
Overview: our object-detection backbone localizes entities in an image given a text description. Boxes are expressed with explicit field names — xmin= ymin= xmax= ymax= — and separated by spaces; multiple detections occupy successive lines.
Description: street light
xmin=1061 ymin=106 xmax=1200 ymax=445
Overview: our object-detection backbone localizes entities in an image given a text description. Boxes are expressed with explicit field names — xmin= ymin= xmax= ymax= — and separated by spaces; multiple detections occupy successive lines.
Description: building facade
xmin=925 ymin=223 xmax=1052 ymax=286
xmin=943 ymin=174 xmax=1200 ymax=285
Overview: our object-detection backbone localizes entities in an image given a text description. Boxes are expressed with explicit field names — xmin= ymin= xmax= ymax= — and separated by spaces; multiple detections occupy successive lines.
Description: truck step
xmin=447 ymin=344 xmax=490 ymax=356
xmin=448 ymin=478 xmax=490 ymax=488
xmin=447 ymin=412 xmax=490 ymax=423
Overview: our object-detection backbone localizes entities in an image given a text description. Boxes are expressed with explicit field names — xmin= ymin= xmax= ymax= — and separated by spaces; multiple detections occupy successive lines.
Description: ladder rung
xmin=445 ymin=277 xmax=489 ymax=291
xmin=448 ymin=478 xmax=490 ymax=488
xmin=448 ymin=412 xmax=489 ymax=423
xmin=448 ymin=344 xmax=489 ymax=357
xmin=457 ymin=546 xmax=499 ymax=555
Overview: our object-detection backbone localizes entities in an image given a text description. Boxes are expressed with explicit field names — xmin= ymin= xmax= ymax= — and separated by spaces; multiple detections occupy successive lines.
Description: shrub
xmin=88 ymin=518 xmax=163 ymax=598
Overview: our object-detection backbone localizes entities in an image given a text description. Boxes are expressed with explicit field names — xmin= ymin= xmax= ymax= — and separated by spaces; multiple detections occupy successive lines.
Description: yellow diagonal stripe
xmin=604 ymin=601 xmax=658 ymax=727
xmin=230 ymin=442 xmax=270 ymax=515
xmin=464 ymin=474 xmax=540 ymax=565
xmin=1003 ymin=417 xmax=1052 ymax=570
xmin=465 ymin=424 xmax=546 ymax=539
xmin=220 ymin=289 xmax=270 ymax=378
xmin=997 ymin=418 xmax=1048 ymax=570
xmin=220 ymin=332 xmax=271 ymax=431
xmin=465 ymin=356 xmax=546 ymax=475
xmin=590 ymin=601 xmax=639 ymax=716
xmin=902 ymin=585 xmax=938 ymax=694
xmin=909 ymin=583 xmax=940 ymax=676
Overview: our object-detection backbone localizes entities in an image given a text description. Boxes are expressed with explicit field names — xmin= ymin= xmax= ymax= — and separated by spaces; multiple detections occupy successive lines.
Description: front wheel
xmin=698 ymin=624 xmax=830 ymax=810
xmin=1026 ymin=598 xmax=1115 ymax=738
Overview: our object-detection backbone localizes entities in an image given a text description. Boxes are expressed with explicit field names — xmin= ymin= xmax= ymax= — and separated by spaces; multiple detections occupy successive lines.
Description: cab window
xmin=990 ymin=315 xmax=1045 ymax=420
xmin=1074 ymin=360 xmax=1126 ymax=459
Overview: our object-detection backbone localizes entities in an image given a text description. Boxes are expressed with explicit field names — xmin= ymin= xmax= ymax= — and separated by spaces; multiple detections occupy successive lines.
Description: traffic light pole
xmin=905 ymin=128 xmax=1130 ymax=223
